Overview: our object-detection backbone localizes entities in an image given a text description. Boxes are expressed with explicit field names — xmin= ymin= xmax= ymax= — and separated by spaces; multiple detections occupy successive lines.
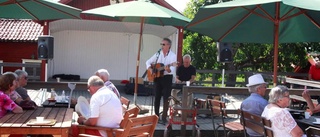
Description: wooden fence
xmin=0 ymin=62 xmax=309 ymax=87
xmin=195 ymin=70 xmax=308 ymax=87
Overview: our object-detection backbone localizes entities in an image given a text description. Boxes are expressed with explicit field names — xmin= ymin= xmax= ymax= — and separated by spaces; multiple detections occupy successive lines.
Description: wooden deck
xmin=27 ymin=87 xmax=245 ymax=137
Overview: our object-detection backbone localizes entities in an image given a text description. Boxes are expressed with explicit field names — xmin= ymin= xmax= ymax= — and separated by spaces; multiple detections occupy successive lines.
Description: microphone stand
xmin=148 ymin=50 xmax=161 ymax=115
xmin=153 ymin=50 xmax=161 ymax=76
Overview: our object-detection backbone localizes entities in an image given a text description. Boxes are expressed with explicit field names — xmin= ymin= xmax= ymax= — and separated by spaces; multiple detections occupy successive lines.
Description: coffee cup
xmin=305 ymin=111 xmax=311 ymax=119
xmin=36 ymin=117 xmax=44 ymax=122
xmin=315 ymin=118 xmax=320 ymax=123
xmin=186 ymin=81 xmax=190 ymax=86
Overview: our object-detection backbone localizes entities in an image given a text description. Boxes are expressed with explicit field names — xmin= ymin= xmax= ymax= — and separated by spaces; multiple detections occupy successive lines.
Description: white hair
xmin=95 ymin=69 xmax=110 ymax=81
xmin=183 ymin=54 xmax=191 ymax=61
xmin=87 ymin=76 xmax=104 ymax=87
xmin=268 ymin=85 xmax=289 ymax=103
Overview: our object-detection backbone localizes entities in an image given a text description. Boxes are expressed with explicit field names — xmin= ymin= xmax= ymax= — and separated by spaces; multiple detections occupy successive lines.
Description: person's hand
xmin=77 ymin=116 xmax=86 ymax=125
xmin=176 ymin=79 xmax=181 ymax=83
xmin=165 ymin=66 xmax=170 ymax=73
xmin=71 ymin=98 xmax=77 ymax=105
xmin=302 ymin=89 xmax=311 ymax=100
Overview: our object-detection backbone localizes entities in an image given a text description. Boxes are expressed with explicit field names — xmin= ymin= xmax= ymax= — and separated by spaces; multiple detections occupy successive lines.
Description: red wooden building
xmin=0 ymin=0 xmax=184 ymax=78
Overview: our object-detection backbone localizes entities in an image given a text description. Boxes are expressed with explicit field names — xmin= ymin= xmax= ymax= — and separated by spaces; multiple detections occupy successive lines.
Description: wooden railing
xmin=0 ymin=61 xmax=309 ymax=87
xmin=195 ymin=70 xmax=308 ymax=87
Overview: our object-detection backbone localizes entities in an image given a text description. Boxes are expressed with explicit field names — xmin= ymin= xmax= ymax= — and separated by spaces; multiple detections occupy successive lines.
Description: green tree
xmin=182 ymin=0 xmax=320 ymax=86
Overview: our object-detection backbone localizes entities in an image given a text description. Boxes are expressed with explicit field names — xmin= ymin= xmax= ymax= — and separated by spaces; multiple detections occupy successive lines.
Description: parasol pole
xmin=273 ymin=2 xmax=280 ymax=86
xmin=134 ymin=17 xmax=145 ymax=105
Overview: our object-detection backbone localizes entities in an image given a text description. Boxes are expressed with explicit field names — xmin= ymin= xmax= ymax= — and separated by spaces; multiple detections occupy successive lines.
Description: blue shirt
xmin=241 ymin=93 xmax=268 ymax=136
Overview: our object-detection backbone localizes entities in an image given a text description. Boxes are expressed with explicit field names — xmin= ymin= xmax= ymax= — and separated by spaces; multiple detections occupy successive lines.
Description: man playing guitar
xmin=146 ymin=38 xmax=177 ymax=124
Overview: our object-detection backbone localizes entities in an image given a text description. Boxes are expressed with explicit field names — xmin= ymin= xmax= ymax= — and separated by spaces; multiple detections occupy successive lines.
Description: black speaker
xmin=38 ymin=36 xmax=54 ymax=59
xmin=217 ymin=42 xmax=233 ymax=62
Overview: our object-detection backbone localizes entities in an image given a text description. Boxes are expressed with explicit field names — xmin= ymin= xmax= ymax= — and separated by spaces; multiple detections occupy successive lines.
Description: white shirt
xmin=146 ymin=50 xmax=177 ymax=75
xmin=261 ymin=105 xmax=297 ymax=137
xmin=90 ymin=86 xmax=123 ymax=137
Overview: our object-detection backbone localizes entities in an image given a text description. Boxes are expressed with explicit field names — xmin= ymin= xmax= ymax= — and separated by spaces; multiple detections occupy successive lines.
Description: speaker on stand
xmin=217 ymin=42 xmax=233 ymax=63
xmin=38 ymin=36 xmax=54 ymax=60
xmin=217 ymin=42 xmax=233 ymax=87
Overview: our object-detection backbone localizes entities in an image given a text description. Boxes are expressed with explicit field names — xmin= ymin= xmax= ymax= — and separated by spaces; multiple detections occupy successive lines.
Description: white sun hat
xmin=246 ymin=74 xmax=267 ymax=87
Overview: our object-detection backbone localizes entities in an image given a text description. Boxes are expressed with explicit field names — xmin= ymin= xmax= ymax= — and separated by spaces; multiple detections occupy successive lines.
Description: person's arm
xmin=146 ymin=54 xmax=157 ymax=69
xmin=3 ymin=94 xmax=23 ymax=113
xmin=290 ymin=124 xmax=304 ymax=137
xmin=175 ymin=76 xmax=181 ymax=83
xmin=167 ymin=53 xmax=177 ymax=74
xmin=189 ymin=66 xmax=196 ymax=83
xmin=302 ymin=90 xmax=320 ymax=114
xmin=165 ymin=65 xmax=171 ymax=73
xmin=12 ymin=106 xmax=23 ymax=113
xmin=313 ymin=105 xmax=320 ymax=114
xmin=78 ymin=116 xmax=98 ymax=126
xmin=189 ymin=75 xmax=196 ymax=83
xmin=308 ymin=73 xmax=313 ymax=80
xmin=14 ymin=97 xmax=23 ymax=105
xmin=281 ymin=109 xmax=304 ymax=137
xmin=24 ymin=97 xmax=31 ymax=101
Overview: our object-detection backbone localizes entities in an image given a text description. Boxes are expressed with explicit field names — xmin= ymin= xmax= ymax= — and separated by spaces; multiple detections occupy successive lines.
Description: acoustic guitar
xmin=147 ymin=62 xmax=178 ymax=82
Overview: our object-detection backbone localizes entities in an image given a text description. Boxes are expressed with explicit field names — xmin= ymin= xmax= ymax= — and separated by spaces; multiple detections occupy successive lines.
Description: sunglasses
xmin=160 ymin=43 xmax=166 ymax=46
xmin=87 ymin=85 xmax=91 ymax=91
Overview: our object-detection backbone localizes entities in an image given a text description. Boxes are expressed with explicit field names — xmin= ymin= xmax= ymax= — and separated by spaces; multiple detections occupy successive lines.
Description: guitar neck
xmin=157 ymin=64 xmax=173 ymax=71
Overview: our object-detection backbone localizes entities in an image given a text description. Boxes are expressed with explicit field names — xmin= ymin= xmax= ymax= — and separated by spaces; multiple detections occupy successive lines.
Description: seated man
xmin=72 ymin=76 xmax=123 ymax=137
xmin=241 ymin=74 xmax=268 ymax=137
xmin=176 ymin=54 xmax=196 ymax=84
xmin=14 ymin=69 xmax=31 ymax=101
xmin=173 ymin=54 xmax=196 ymax=106
xmin=95 ymin=69 xmax=120 ymax=99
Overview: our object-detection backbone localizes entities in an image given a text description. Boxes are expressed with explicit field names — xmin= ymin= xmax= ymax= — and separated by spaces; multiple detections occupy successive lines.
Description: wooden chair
xmin=208 ymin=99 xmax=243 ymax=137
xmin=262 ymin=117 xmax=273 ymax=137
xmin=78 ymin=106 xmax=140 ymax=137
xmin=120 ymin=96 xmax=130 ymax=110
xmin=240 ymin=110 xmax=265 ymax=137
xmin=113 ymin=115 xmax=159 ymax=137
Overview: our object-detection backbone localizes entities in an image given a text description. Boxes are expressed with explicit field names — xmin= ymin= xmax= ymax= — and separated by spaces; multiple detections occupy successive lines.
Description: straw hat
xmin=246 ymin=74 xmax=267 ymax=87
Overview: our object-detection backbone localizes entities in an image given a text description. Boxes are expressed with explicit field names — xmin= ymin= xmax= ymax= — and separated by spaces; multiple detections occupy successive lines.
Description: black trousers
xmin=154 ymin=75 xmax=173 ymax=120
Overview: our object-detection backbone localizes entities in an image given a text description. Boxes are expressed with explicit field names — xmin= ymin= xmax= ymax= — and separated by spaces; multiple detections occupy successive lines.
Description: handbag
xmin=19 ymin=100 xmax=38 ymax=110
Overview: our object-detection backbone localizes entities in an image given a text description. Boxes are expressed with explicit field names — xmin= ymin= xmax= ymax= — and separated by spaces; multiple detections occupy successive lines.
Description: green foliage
xmin=182 ymin=0 xmax=320 ymax=85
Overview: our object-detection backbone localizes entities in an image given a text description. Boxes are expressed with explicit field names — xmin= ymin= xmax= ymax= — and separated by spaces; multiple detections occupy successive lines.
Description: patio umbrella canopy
xmin=82 ymin=0 xmax=190 ymax=104
xmin=0 ymin=0 xmax=81 ymax=20
xmin=186 ymin=0 xmax=320 ymax=84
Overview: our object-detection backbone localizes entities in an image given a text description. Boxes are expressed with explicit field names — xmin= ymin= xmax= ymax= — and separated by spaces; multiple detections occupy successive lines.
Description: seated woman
xmin=4 ymin=72 xmax=37 ymax=110
xmin=0 ymin=72 xmax=23 ymax=118
xmin=302 ymin=89 xmax=320 ymax=115
xmin=262 ymin=85 xmax=304 ymax=137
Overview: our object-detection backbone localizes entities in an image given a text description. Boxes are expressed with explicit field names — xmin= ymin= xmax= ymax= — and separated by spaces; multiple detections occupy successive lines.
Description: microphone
xmin=157 ymin=48 xmax=161 ymax=54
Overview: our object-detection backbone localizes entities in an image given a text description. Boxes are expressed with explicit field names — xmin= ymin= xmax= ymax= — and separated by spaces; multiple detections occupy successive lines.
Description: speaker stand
xmin=221 ymin=62 xmax=225 ymax=87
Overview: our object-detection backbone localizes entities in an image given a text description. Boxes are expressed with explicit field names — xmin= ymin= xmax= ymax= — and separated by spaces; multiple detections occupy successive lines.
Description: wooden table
xmin=296 ymin=116 xmax=320 ymax=131
xmin=0 ymin=107 xmax=73 ymax=137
